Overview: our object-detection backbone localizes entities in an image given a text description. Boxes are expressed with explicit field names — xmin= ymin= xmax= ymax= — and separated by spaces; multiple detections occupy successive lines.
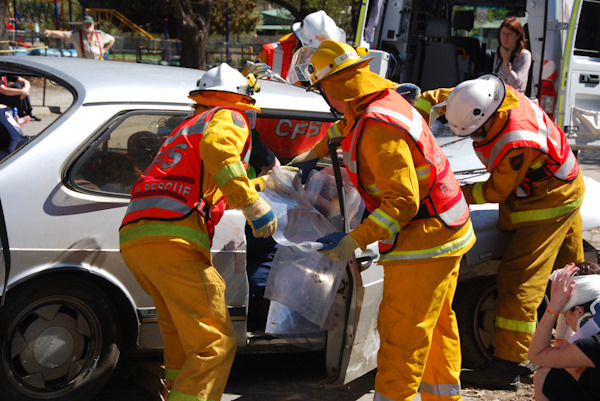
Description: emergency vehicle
xmin=355 ymin=0 xmax=600 ymax=149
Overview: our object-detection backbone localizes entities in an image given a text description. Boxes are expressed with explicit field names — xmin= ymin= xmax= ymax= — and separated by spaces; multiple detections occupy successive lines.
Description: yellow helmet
xmin=307 ymin=40 xmax=371 ymax=86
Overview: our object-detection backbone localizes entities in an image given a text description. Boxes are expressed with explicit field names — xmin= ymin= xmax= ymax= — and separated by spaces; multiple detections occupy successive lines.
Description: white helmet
xmin=190 ymin=63 xmax=256 ymax=101
xmin=445 ymin=74 xmax=506 ymax=136
xmin=292 ymin=10 xmax=346 ymax=49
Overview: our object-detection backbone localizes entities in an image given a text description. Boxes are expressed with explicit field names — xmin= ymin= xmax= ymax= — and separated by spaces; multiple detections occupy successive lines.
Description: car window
xmin=574 ymin=0 xmax=600 ymax=58
xmin=0 ymin=76 xmax=74 ymax=161
xmin=70 ymin=111 xmax=187 ymax=195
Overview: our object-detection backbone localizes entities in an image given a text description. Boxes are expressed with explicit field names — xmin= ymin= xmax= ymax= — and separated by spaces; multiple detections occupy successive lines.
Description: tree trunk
xmin=170 ymin=0 xmax=211 ymax=69
xmin=0 ymin=0 xmax=9 ymax=52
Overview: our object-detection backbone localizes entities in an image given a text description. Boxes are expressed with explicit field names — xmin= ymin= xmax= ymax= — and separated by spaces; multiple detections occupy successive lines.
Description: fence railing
xmin=4 ymin=29 xmax=271 ymax=70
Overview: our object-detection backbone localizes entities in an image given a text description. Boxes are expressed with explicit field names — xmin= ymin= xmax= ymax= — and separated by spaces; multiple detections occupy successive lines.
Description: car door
xmin=557 ymin=0 xmax=600 ymax=149
xmin=0 ymin=197 xmax=9 ymax=307
xmin=323 ymin=138 xmax=384 ymax=385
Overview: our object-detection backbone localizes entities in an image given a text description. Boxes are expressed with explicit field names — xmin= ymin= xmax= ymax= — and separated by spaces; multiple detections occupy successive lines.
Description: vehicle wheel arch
xmin=6 ymin=267 xmax=140 ymax=353
xmin=0 ymin=268 xmax=140 ymax=401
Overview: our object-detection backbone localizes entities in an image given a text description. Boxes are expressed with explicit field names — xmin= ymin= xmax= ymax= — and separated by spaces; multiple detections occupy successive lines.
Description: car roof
xmin=0 ymin=56 xmax=332 ymax=115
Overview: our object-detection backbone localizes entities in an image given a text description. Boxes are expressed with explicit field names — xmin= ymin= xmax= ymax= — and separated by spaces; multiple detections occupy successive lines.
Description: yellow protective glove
xmin=250 ymin=176 xmax=266 ymax=192
xmin=242 ymin=198 xmax=277 ymax=238
xmin=316 ymin=232 xmax=359 ymax=262
xmin=288 ymin=148 xmax=318 ymax=166
xmin=278 ymin=165 xmax=300 ymax=172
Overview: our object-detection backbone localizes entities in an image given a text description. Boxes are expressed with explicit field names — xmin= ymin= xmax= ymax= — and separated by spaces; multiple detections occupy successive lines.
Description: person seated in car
xmin=0 ymin=105 xmax=27 ymax=160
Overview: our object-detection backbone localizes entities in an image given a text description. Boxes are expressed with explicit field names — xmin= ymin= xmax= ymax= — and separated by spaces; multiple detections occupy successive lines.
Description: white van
xmin=355 ymin=0 xmax=600 ymax=144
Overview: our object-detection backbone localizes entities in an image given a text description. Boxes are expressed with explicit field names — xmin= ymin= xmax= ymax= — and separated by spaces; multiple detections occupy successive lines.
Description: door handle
xmin=356 ymin=249 xmax=377 ymax=271
xmin=579 ymin=74 xmax=599 ymax=85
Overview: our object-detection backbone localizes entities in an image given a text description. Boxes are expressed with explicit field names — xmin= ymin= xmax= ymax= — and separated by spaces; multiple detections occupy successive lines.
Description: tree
xmin=169 ymin=0 xmax=211 ymax=69
xmin=264 ymin=0 xmax=360 ymax=40
xmin=0 ymin=0 xmax=9 ymax=53
xmin=210 ymin=0 xmax=260 ymax=36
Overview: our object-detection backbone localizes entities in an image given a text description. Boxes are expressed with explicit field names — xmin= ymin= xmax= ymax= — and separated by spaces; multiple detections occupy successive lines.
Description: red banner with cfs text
xmin=255 ymin=118 xmax=333 ymax=159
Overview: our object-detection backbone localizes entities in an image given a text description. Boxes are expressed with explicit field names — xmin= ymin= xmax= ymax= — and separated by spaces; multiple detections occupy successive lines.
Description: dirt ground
xmin=462 ymin=381 xmax=535 ymax=401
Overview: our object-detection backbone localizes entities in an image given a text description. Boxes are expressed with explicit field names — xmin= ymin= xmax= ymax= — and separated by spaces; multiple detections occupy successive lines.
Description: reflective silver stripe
xmin=271 ymin=43 xmax=284 ymax=75
xmin=365 ymin=106 xmax=423 ymax=141
xmin=345 ymin=106 xmax=422 ymax=174
xmin=527 ymin=97 xmax=560 ymax=150
xmin=213 ymin=161 xmax=247 ymax=188
xmin=438 ymin=194 xmax=468 ymax=225
xmin=416 ymin=165 xmax=431 ymax=180
xmin=528 ymin=97 xmax=552 ymax=149
xmin=368 ymin=208 xmax=401 ymax=237
xmin=373 ymin=392 xmax=394 ymax=401
xmin=345 ymin=115 xmax=365 ymax=175
xmin=475 ymin=149 xmax=488 ymax=167
xmin=189 ymin=121 xmax=209 ymax=135
xmin=343 ymin=151 xmax=356 ymax=174
xmin=489 ymin=130 xmax=545 ymax=167
xmin=515 ymin=185 xmax=529 ymax=198
xmin=420 ymin=381 xmax=462 ymax=397
xmin=409 ymin=107 xmax=424 ymax=141
xmin=162 ymin=122 xmax=207 ymax=147
xmin=381 ymin=222 xmax=474 ymax=261
xmin=126 ymin=195 xmax=190 ymax=215
xmin=364 ymin=183 xmax=381 ymax=195
xmin=554 ymin=148 xmax=577 ymax=180
xmin=328 ymin=123 xmax=342 ymax=138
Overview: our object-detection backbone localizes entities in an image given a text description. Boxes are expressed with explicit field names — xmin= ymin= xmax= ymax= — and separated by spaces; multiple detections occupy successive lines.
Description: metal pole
xmin=225 ymin=2 xmax=229 ymax=61
xmin=164 ymin=18 xmax=169 ymax=62
xmin=53 ymin=0 xmax=58 ymax=29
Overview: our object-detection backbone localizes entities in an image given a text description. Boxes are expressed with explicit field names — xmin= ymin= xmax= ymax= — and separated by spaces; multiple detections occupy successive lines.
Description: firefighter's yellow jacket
xmin=312 ymin=66 xmax=475 ymax=257
xmin=416 ymin=87 xmax=585 ymax=230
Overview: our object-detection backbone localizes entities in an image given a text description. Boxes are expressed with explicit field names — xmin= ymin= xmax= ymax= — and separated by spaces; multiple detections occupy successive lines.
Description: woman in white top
xmin=493 ymin=16 xmax=532 ymax=93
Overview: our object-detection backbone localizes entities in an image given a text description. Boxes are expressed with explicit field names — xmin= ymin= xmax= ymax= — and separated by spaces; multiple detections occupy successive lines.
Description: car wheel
xmin=454 ymin=276 xmax=550 ymax=368
xmin=454 ymin=276 xmax=497 ymax=368
xmin=0 ymin=277 xmax=121 ymax=401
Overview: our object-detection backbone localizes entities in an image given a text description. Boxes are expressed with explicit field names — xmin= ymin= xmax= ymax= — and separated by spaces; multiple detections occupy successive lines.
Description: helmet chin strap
xmin=470 ymin=115 xmax=495 ymax=142
xmin=317 ymin=85 xmax=344 ymax=119
xmin=470 ymin=127 xmax=488 ymax=143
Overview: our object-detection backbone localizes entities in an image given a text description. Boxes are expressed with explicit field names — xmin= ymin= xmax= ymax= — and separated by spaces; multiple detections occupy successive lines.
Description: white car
xmin=0 ymin=56 xmax=597 ymax=401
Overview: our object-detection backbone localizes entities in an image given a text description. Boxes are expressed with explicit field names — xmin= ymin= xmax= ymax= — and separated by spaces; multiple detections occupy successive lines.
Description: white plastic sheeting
xmin=261 ymin=167 xmax=364 ymax=330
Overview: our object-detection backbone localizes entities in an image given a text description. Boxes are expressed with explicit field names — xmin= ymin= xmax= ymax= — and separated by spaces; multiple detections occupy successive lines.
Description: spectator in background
xmin=493 ymin=16 xmax=532 ymax=92
xmin=44 ymin=15 xmax=115 ymax=60
xmin=528 ymin=262 xmax=600 ymax=401
xmin=0 ymin=75 xmax=39 ymax=120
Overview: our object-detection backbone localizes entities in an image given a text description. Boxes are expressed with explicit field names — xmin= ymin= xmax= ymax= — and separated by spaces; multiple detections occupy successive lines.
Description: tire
xmin=0 ymin=277 xmax=121 ymax=401
xmin=454 ymin=276 xmax=550 ymax=368
xmin=453 ymin=276 xmax=497 ymax=368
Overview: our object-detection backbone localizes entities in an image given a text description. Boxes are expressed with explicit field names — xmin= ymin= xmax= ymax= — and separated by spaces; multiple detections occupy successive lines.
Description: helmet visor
xmin=286 ymin=47 xmax=316 ymax=85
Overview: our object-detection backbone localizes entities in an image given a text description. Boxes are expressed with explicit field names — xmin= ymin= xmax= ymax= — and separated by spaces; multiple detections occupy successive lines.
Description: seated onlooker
xmin=0 ymin=75 xmax=39 ymax=120
xmin=0 ymin=106 xmax=28 ymax=160
xmin=528 ymin=262 xmax=600 ymax=401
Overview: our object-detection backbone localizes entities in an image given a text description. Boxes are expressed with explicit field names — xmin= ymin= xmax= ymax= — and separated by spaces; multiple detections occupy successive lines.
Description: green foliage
xmin=210 ymin=0 xmax=261 ymax=35
xmin=264 ymin=0 xmax=361 ymax=42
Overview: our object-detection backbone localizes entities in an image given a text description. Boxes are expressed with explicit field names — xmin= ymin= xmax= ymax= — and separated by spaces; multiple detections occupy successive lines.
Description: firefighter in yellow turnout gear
xmin=416 ymin=75 xmax=585 ymax=391
xmin=119 ymin=64 xmax=276 ymax=401
xmin=292 ymin=40 xmax=476 ymax=401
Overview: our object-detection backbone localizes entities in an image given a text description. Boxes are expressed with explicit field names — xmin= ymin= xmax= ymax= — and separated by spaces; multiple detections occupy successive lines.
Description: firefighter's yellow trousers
xmin=375 ymin=256 xmax=462 ymax=401
xmin=494 ymin=208 xmax=583 ymax=363
xmin=121 ymin=241 xmax=236 ymax=401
